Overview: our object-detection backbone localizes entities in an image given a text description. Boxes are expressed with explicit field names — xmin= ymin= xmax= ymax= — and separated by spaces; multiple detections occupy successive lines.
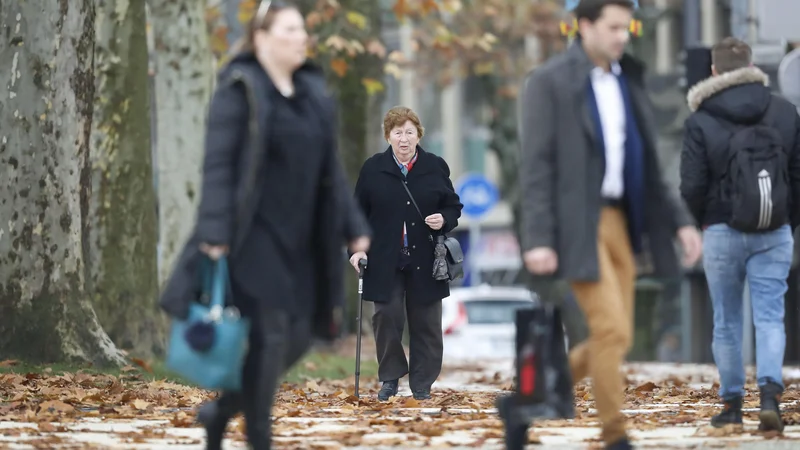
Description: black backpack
xmin=723 ymin=120 xmax=790 ymax=232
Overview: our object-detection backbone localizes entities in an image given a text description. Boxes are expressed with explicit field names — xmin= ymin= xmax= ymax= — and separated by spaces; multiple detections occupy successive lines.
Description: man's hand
xmin=523 ymin=247 xmax=558 ymax=275
xmin=677 ymin=226 xmax=702 ymax=267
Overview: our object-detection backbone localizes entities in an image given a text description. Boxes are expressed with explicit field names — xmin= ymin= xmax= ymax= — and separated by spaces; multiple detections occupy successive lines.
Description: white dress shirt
xmin=590 ymin=62 xmax=626 ymax=199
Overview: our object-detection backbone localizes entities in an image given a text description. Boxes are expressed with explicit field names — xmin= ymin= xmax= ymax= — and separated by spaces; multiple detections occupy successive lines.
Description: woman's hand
xmin=199 ymin=243 xmax=229 ymax=260
xmin=349 ymin=251 xmax=367 ymax=273
xmin=424 ymin=213 xmax=445 ymax=230
xmin=349 ymin=236 xmax=370 ymax=254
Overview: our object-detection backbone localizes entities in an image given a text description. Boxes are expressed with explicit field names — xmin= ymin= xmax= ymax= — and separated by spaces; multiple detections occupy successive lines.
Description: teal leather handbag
xmin=166 ymin=256 xmax=250 ymax=391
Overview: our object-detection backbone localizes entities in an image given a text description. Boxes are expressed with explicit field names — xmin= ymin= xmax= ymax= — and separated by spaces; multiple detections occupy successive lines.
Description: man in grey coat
xmin=517 ymin=1 xmax=702 ymax=448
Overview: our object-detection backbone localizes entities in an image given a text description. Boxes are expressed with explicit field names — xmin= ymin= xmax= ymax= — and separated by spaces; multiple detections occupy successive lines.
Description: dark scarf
xmin=586 ymin=72 xmax=646 ymax=253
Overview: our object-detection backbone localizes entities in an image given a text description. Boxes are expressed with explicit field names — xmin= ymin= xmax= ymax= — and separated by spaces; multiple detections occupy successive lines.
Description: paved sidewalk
xmin=1 ymin=409 xmax=798 ymax=449
xmin=0 ymin=362 xmax=799 ymax=449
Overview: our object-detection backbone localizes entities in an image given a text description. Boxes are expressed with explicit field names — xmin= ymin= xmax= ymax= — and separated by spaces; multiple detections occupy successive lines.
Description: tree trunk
xmin=90 ymin=0 xmax=163 ymax=358
xmin=479 ymin=75 xmax=523 ymax=253
xmin=334 ymin=4 xmax=385 ymax=184
xmin=335 ymin=1 xmax=385 ymax=335
xmin=294 ymin=0 xmax=384 ymax=334
xmin=0 ymin=1 xmax=126 ymax=366
xmin=148 ymin=0 xmax=213 ymax=286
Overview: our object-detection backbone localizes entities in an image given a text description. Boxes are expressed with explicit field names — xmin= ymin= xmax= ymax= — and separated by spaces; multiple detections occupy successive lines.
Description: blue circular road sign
xmin=457 ymin=173 xmax=499 ymax=219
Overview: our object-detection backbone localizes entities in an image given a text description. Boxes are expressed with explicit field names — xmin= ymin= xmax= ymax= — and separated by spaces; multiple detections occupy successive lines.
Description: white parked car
xmin=441 ymin=285 xmax=539 ymax=362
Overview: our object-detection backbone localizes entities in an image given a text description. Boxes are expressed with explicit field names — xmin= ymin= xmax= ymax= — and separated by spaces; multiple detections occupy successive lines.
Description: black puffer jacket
xmin=159 ymin=53 xmax=370 ymax=339
xmin=680 ymin=66 xmax=800 ymax=229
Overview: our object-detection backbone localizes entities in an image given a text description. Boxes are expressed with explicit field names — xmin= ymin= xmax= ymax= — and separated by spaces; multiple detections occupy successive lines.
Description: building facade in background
xmin=379 ymin=0 xmax=799 ymax=287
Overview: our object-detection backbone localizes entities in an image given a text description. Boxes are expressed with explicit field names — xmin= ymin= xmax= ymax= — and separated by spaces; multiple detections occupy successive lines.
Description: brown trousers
xmin=568 ymin=207 xmax=636 ymax=444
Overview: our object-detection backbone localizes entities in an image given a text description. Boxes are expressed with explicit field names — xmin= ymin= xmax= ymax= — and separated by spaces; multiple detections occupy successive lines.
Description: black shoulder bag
xmin=400 ymin=180 xmax=464 ymax=281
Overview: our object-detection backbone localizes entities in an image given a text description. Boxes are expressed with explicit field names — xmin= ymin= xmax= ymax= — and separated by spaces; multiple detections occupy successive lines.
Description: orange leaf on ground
xmin=635 ymin=381 xmax=658 ymax=392
xmin=132 ymin=399 xmax=151 ymax=410
xmin=39 ymin=400 xmax=74 ymax=413
xmin=130 ymin=357 xmax=153 ymax=373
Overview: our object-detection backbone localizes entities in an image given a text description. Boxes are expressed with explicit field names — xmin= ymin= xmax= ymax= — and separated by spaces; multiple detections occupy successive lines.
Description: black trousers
xmin=205 ymin=300 xmax=312 ymax=450
xmin=371 ymin=270 xmax=443 ymax=392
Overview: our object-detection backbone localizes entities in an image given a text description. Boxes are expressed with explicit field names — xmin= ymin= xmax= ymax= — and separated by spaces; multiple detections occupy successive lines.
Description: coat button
xmin=412 ymin=245 xmax=416 ymax=249
xmin=416 ymin=266 xmax=420 ymax=270
xmin=411 ymin=222 xmax=415 ymax=226
xmin=407 ymin=201 xmax=410 ymax=205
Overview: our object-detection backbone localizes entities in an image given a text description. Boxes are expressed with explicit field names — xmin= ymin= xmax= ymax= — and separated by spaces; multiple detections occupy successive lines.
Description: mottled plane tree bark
xmin=149 ymin=0 xmax=214 ymax=286
xmin=90 ymin=0 xmax=163 ymax=357
xmin=0 ymin=1 xmax=126 ymax=366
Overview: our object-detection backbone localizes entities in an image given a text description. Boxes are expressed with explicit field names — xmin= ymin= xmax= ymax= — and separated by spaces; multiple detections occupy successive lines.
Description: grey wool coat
xmin=518 ymin=40 xmax=694 ymax=285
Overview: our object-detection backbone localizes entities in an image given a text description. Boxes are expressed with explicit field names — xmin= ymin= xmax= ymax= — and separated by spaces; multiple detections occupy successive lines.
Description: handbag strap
xmin=210 ymin=257 xmax=229 ymax=309
xmin=399 ymin=179 xmax=435 ymax=245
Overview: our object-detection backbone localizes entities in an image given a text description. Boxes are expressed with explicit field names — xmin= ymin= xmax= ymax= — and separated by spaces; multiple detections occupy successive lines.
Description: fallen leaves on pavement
xmin=1 ymin=362 xmax=799 ymax=448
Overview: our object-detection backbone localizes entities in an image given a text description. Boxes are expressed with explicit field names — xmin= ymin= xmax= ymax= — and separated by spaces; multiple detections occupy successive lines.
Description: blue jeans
xmin=703 ymin=224 xmax=793 ymax=399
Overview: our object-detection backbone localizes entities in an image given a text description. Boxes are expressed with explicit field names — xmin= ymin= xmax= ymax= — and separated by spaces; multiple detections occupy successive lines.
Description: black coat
xmin=159 ymin=53 xmax=370 ymax=339
xmin=681 ymin=66 xmax=800 ymax=229
xmin=355 ymin=146 xmax=463 ymax=305
xmin=518 ymin=41 xmax=694 ymax=282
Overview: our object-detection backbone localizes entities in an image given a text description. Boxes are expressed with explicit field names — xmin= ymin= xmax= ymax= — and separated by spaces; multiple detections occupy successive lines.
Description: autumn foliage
xmin=204 ymin=0 xmax=568 ymax=97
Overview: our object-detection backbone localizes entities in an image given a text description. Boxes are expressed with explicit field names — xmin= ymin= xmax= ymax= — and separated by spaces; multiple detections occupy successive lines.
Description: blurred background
xmin=8 ymin=0 xmax=800 ymax=368
xmin=142 ymin=0 xmax=800 ymax=366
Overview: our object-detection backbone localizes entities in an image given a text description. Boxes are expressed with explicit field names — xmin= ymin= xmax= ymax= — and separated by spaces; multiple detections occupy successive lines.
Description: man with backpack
xmin=680 ymin=37 xmax=800 ymax=432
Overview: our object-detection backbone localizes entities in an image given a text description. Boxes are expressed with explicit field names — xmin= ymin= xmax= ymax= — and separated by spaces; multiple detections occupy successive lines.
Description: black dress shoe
xmin=378 ymin=380 xmax=399 ymax=401
xmin=606 ymin=438 xmax=634 ymax=449
xmin=412 ymin=389 xmax=431 ymax=400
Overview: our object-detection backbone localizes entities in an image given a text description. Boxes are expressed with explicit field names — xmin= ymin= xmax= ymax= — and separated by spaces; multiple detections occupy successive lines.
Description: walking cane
xmin=354 ymin=258 xmax=368 ymax=399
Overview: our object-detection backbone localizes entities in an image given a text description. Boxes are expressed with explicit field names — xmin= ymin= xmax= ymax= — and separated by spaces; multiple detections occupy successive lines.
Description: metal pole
xmin=681 ymin=276 xmax=693 ymax=362
xmin=470 ymin=220 xmax=481 ymax=286
xmin=683 ymin=0 xmax=702 ymax=48
xmin=742 ymin=2 xmax=759 ymax=365
xmin=399 ymin=23 xmax=417 ymax=112
xmin=700 ymin=0 xmax=719 ymax=46
xmin=729 ymin=0 xmax=749 ymax=41
xmin=654 ymin=0 xmax=673 ymax=74
xmin=680 ymin=0 xmax=701 ymax=365
xmin=747 ymin=0 xmax=758 ymax=44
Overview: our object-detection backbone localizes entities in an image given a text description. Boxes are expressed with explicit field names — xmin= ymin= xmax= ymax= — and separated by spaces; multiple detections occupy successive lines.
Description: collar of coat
xmin=567 ymin=37 xmax=646 ymax=84
xmin=686 ymin=66 xmax=770 ymax=112
xmin=380 ymin=145 xmax=435 ymax=177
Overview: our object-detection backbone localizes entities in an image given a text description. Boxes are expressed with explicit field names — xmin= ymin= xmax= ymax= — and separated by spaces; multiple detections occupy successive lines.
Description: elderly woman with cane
xmin=349 ymin=106 xmax=463 ymax=401
xmin=159 ymin=1 xmax=370 ymax=449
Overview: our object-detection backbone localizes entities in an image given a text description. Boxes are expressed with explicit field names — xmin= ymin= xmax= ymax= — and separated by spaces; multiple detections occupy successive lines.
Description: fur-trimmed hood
xmin=686 ymin=66 xmax=772 ymax=123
